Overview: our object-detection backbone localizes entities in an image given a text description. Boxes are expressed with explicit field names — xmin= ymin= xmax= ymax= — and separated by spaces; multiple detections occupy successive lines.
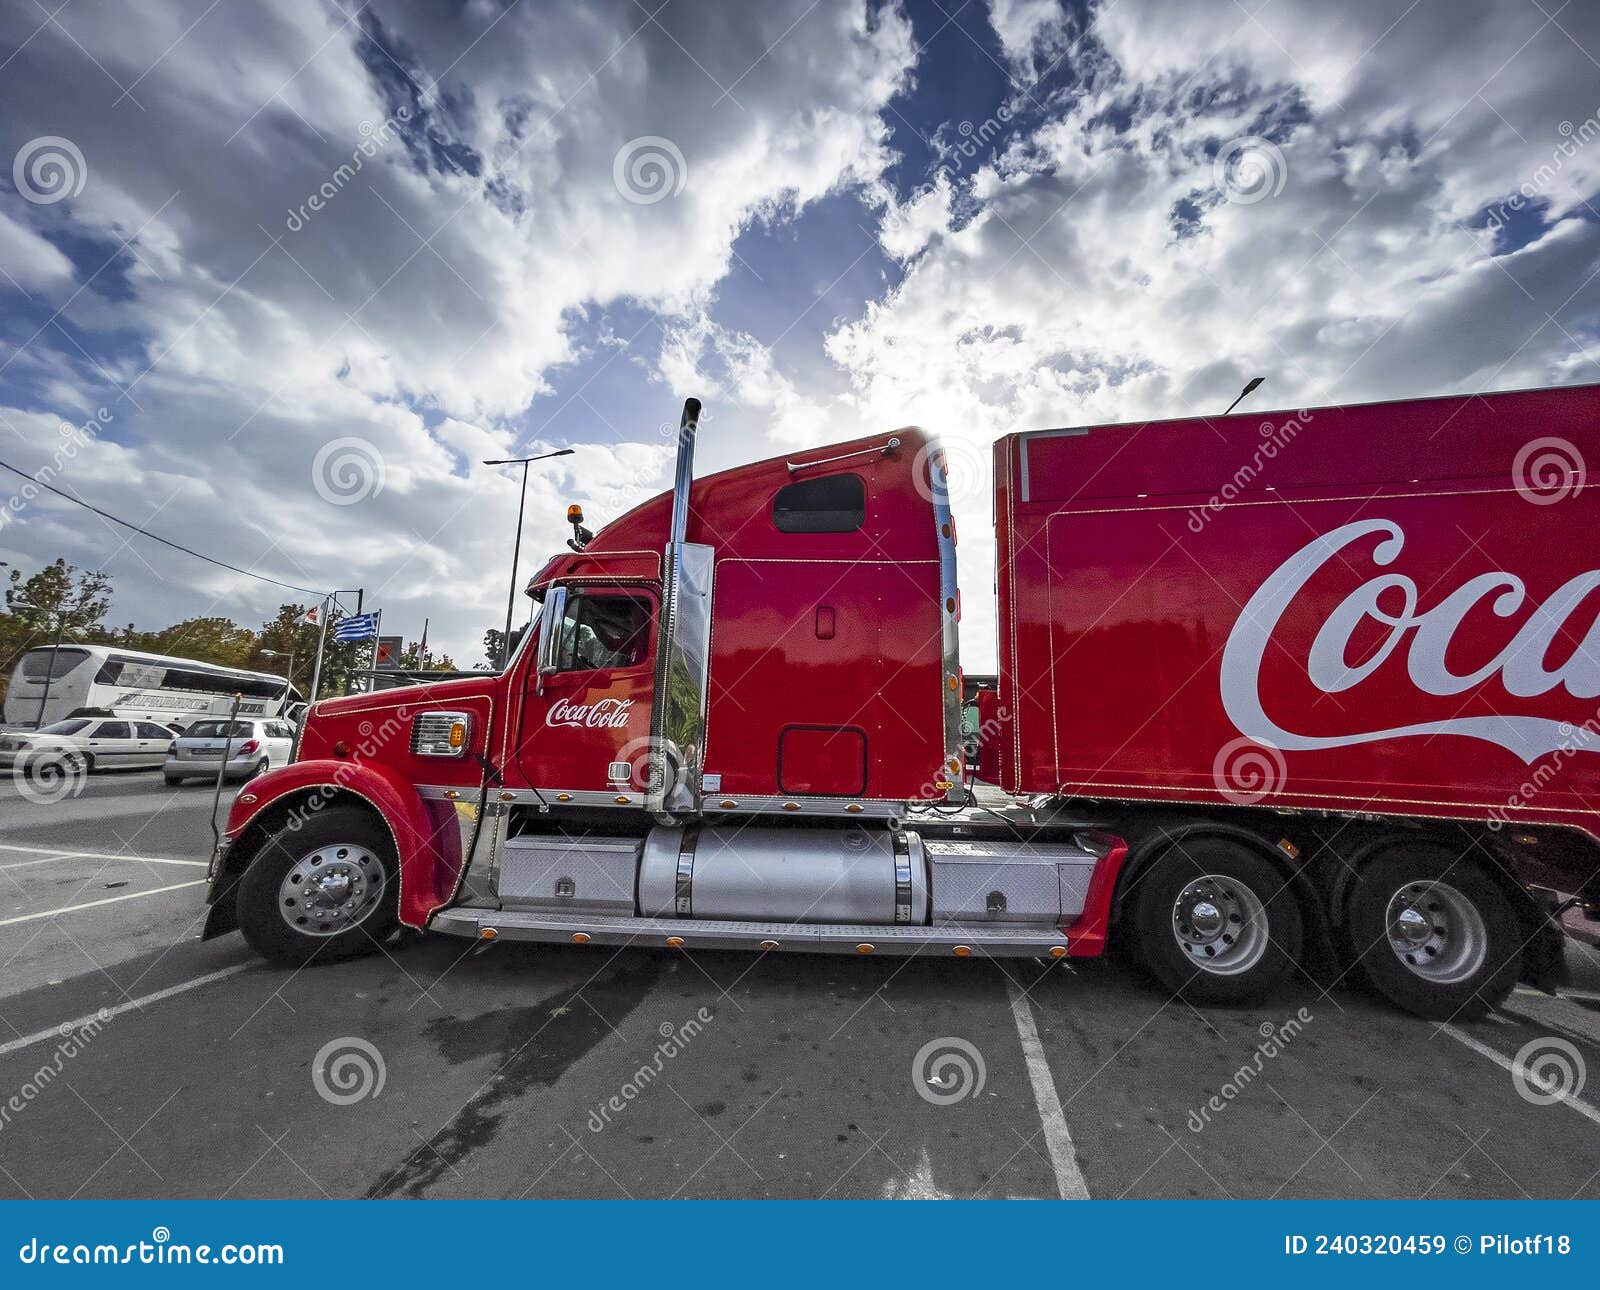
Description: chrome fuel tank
xmin=639 ymin=825 xmax=927 ymax=925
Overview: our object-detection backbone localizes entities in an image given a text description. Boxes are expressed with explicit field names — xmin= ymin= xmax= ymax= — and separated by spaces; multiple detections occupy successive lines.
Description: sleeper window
xmin=772 ymin=473 xmax=865 ymax=534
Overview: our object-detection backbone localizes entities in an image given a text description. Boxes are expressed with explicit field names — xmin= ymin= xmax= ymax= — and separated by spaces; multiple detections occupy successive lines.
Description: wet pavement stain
xmin=365 ymin=957 xmax=665 ymax=1198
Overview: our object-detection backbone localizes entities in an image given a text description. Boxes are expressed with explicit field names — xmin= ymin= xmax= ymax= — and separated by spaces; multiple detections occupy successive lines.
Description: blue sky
xmin=2 ymin=0 xmax=1599 ymax=668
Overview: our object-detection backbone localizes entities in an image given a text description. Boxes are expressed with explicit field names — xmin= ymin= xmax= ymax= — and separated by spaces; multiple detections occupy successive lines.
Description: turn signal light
xmin=448 ymin=721 xmax=467 ymax=749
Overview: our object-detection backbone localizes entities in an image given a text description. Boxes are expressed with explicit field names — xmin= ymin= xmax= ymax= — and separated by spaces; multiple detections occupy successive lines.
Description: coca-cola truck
xmin=204 ymin=386 xmax=1600 ymax=1020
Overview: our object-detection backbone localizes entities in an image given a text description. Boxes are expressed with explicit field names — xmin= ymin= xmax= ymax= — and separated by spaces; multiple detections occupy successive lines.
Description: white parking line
xmin=1007 ymin=984 xmax=1092 ymax=1199
xmin=0 ymin=842 xmax=208 ymax=869
xmin=0 ymin=880 xmax=208 ymax=927
xmin=1440 ymin=1023 xmax=1600 ymax=1128
xmin=0 ymin=963 xmax=254 ymax=1059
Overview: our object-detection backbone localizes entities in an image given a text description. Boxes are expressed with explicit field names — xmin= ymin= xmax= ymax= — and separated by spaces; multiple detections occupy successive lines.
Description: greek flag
xmin=333 ymin=612 xmax=379 ymax=643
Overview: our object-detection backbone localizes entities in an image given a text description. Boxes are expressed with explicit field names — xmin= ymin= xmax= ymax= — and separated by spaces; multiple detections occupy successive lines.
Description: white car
xmin=165 ymin=718 xmax=295 ymax=786
xmin=0 ymin=717 xmax=177 ymax=774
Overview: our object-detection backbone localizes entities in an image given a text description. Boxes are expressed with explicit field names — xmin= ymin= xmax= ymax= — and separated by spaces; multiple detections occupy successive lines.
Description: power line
xmin=0 ymin=457 xmax=333 ymax=599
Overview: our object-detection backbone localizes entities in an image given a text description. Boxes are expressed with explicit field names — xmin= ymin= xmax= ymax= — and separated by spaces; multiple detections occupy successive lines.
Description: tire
xmin=237 ymin=805 xmax=398 ymax=966
xmin=1131 ymin=838 xmax=1303 ymax=1005
xmin=1344 ymin=844 xmax=1520 ymax=1020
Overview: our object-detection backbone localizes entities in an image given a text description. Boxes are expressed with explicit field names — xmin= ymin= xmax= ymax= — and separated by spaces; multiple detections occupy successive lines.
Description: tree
xmin=4 ymin=559 xmax=112 ymax=636
xmin=482 ymin=625 xmax=527 ymax=669
xmin=0 ymin=560 xmax=113 ymax=709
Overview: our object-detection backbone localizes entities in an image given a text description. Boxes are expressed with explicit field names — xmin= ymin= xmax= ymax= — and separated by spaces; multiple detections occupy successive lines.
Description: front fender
xmin=206 ymin=759 xmax=470 ymax=935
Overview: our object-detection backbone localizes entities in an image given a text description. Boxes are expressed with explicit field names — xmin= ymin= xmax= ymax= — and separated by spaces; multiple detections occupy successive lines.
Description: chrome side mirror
xmin=535 ymin=586 xmax=567 ymax=694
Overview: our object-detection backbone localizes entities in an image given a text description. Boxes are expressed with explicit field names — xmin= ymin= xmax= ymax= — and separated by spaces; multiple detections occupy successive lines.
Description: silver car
xmin=0 ymin=717 xmax=177 ymax=774
xmin=165 ymin=718 xmax=295 ymax=786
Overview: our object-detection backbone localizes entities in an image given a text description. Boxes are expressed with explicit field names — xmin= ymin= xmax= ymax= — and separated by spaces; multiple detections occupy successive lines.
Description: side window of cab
xmin=550 ymin=590 xmax=655 ymax=673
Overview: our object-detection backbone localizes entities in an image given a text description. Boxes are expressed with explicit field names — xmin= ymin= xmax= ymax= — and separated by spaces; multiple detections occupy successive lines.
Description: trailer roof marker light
xmin=571 ymin=932 xmax=590 ymax=944
xmin=855 ymin=943 xmax=874 ymax=954
xmin=666 ymin=935 xmax=685 ymax=948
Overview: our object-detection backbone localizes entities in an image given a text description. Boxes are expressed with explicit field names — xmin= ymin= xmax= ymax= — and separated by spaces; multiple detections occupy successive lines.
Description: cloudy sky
xmin=1 ymin=0 xmax=1597 ymax=670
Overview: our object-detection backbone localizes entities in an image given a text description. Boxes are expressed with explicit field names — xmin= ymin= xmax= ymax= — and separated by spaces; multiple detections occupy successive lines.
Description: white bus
xmin=2 ymin=644 xmax=305 ymax=730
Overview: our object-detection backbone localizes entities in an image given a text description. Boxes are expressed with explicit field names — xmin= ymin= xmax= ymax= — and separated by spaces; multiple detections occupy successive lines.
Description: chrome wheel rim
xmin=278 ymin=843 xmax=385 ymax=938
xmin=1384 ymin=880 xmax=1486 ymax=984
xmin=1171 ymin=874 xmax=1270 ymax=975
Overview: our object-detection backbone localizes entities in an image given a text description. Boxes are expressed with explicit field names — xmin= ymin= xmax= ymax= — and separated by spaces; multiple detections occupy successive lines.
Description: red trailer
xmin=204 ymin=387 xmax=1600 ymax=1020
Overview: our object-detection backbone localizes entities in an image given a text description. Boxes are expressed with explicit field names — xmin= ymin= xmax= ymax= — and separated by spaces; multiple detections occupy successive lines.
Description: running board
xmin=429 ymin=906 xmax=1073 ymax=958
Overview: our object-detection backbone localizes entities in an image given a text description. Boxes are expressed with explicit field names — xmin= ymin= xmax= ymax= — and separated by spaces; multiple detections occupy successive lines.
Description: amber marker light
xmin=1050 ymin=945 xmax=1068 ymax=958
xmin=666 ymin=936 xmax=685 ymax=948
xmin=855 ymin=943 xmax=874 ymax=954
xmin=480 ymin=928 xmax=498 ymax=941
xmin=448 ymin=720 xmax=467 ymax=749
xmin=572 ymin=932 xmax=590 ymax=944
xmin=953 ymin=945 xmax=972 ymax=957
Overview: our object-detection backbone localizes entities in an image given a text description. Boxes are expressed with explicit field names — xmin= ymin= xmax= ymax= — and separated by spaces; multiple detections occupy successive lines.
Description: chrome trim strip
xmin=430 ymin=906 xmax=1071 ymax=957
xmin=927 ymin=436 xmax=966 ymax=805
xmin=416 ymin=786 xmax=907 ymax=819
xmin=892 ymin=832 xmax=913 ymax=925
xmin=674 ymin=833 xmax=694 ymax=917
xmin=785 ymin=436 xmax=901 ymax=475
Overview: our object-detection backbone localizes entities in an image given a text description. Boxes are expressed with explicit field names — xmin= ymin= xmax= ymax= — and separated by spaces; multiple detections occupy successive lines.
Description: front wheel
xmin=1131 ymin=839 xmax=1303 ymax=1005
xmin=1344 ymin=845 xmax=1520 ymax=1020
xmin=237 ymin=805 xmax=398 ymax=965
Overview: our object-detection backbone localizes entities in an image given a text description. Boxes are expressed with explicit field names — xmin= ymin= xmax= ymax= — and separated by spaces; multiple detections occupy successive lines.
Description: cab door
xmin=514 ymin=586 xmax=658 ymax=796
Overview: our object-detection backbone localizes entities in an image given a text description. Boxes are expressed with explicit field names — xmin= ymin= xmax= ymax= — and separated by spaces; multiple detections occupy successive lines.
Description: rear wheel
xmin=1345 ymin=845 xmax=1519 ymax=1020
xmin=1131 ymin=839 xmax=1302 ymax=1004
xmin=237 ymin=805 xmax=398 ymax=965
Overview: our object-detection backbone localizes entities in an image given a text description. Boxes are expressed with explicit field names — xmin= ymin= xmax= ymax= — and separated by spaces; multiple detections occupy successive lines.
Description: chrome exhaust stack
xmin=647 ymin=398 xmax=715 ymax=818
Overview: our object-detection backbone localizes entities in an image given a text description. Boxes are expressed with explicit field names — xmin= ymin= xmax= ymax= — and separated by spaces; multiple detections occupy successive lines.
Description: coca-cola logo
xmin=545 ymin=696 xmax=635 ymax=730
xmin=1221 ymin=518 xmax=1600 ymax=764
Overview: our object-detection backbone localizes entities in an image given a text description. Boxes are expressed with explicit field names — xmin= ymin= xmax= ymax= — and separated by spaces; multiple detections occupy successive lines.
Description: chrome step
xmin=429 ymin=905 xmax=1074 ymax=958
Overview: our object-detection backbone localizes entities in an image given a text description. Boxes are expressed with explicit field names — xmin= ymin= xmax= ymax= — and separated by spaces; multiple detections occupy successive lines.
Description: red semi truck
xmin=204 ymin=386 xmax=1600 ymax=1020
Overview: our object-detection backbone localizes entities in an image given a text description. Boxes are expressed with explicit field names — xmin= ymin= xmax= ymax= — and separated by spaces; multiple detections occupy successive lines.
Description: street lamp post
xmin=260 ymin=646 xmax=297 ymax=691
xmin=483 ymin=448 xmax=575 ymax=668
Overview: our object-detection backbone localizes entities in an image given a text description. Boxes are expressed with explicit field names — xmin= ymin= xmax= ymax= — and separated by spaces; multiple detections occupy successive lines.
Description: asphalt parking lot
xmin=3 ymin=770 xmax=1600 ymax=1200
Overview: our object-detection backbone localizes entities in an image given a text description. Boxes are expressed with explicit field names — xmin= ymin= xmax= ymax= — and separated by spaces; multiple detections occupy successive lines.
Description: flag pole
xmin=367 ymin=609 xmax=383 ymax=693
